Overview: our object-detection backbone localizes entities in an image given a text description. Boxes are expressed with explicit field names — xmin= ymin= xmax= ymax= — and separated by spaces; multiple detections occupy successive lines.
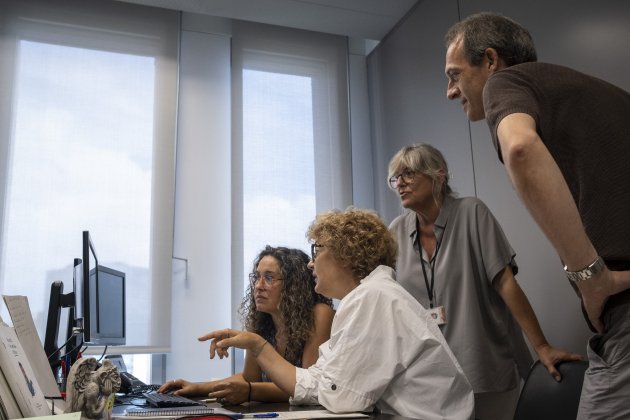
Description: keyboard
xmin=132 ymin=384 xmax=161 ymax=394
xmin=143 ymin=392 xmax=205 ymax=408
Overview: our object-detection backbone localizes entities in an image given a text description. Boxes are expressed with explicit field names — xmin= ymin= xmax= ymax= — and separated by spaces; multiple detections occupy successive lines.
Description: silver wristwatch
xmin=564 ymin=256 xmax=605 ymax=282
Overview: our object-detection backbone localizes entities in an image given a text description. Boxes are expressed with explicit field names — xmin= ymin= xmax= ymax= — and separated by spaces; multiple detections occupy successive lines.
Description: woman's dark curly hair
xmin=307 ymin=208 xmax=398 ymax=280
xmin=239 ymin=246 xmax=332 ymax=367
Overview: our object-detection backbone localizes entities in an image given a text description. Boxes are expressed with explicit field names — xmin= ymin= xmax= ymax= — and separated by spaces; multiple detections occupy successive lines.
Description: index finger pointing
xmin=198 ymin=328 xmax=231 ymax=342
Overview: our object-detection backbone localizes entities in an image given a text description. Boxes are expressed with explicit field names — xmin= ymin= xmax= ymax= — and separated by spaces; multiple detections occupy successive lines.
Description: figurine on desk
xmin=66 ymin=357 xmax=121 ymax=419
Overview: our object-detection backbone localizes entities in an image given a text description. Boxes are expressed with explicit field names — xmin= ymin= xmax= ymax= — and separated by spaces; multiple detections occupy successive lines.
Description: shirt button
xmin=331 ymin=384 xmax=337 ymax=391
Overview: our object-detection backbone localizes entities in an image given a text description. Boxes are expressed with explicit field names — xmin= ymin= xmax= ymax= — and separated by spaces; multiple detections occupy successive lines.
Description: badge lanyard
xmin=416 ymin=218 xmax=441 ymax=309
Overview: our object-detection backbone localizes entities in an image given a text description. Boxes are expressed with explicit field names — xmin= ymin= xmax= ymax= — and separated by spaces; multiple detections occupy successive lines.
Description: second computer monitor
xmin=82 ymin=230 xmax=126 ymax=346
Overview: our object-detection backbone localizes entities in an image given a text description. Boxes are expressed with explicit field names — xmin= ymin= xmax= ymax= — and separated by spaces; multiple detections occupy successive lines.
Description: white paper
xmin=0 ymin=322 xmax=51 ymax=417
xmin=274 ymin=410 xmax=369 ymax=419
xmin=28 ymin=411 xmax=81 ymax=420
xmin=3 ymin=295 xmax=63 ymax=402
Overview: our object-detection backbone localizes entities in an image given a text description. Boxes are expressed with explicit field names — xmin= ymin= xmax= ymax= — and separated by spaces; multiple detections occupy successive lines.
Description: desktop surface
xmin=113 ymin=400 xmax=415 ymax=420
xmin=226 ymin=401 xmax=414 ymax=420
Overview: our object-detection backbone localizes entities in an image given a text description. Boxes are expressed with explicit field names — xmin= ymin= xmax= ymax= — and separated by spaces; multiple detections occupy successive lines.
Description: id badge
xmin=427 ymin=305 xmax=447 ymax=326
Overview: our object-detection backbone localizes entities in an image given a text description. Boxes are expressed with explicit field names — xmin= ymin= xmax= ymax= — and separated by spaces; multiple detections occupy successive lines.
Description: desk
xmin=224 ymin=401 xmax=414 ymax=420
xmin=113 ymin=400 xmax=414 ymax=420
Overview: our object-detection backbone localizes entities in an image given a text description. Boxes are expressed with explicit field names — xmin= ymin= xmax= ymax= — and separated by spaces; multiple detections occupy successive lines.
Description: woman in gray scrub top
xmin=387 ymin=143 xmax=582 ymax=420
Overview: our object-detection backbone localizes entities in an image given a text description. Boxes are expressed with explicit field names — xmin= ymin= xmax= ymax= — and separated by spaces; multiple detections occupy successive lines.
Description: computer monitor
xmin=44 ymin=281 xmax=68 ymax=360
xmin=45 ymin=231 xmax=126 ymax=377
xmin=85 ymin=265 xmax=126 ymax=346
xmin=82 ymin=230 xmax=97 ymax=344
xmin=43 ymin=258 xmax=82 ymax=375
xmin=82 ymin=230 xmax=126 ymax=346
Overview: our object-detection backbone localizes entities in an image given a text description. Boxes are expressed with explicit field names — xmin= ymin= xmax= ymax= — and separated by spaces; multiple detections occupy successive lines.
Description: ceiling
xmin=115 ymin=0 xmax=419 ymax=41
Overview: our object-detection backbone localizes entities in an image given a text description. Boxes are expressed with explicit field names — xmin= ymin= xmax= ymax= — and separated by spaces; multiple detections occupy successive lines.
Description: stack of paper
xmin=0 ymin=295 xmax=65 ymax=419
xmin=0 ymin=320 xmax=51 ymax=417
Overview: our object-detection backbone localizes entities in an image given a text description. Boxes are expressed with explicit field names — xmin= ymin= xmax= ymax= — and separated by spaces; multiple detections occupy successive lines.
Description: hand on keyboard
xmin=143 ymin=391 xmax=205 ymax=408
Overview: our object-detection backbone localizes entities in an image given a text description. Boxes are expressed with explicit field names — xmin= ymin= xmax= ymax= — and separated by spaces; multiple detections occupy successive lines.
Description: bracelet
xmin=564 ymin=256 xmax=605 ymax=282
xmin=247 ymin=381 xmax=252 ymax=402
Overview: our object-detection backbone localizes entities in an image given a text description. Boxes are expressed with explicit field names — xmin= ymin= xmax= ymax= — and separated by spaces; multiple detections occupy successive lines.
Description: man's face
xmin=445 ymin=36 xmax=491 ymax=121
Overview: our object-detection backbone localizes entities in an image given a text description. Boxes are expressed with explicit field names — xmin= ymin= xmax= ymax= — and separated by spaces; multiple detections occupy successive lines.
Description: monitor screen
xmin=44 ymin=281 xmax=66 ymax=360
xmin=73 ymin=258 xmax=83 ymax=322
xmin=82 ymin=230 xmax=126 ymax=346
xmin=44 ymin=262 xmax=83 ymax=372
xmin=87 ymin=265 xmax=126 ymax=345
xmin=82 ymin=230 xmax=97 ymax=344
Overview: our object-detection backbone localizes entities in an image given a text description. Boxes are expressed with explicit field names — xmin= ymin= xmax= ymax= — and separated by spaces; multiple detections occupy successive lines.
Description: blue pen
xmin=243 ymin=413 xmax=279 ymax=418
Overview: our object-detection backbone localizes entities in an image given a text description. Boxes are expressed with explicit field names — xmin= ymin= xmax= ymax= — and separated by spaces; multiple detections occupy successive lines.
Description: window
xmin=3 ymin=39 xmax=154 ymax=342
xmin=241 ymin=68 xmax=317 ymax=275
xmin=0 ymin=0 xmax=178 ymax=366
xmin=232 ymin=21 xmax=352 ymax=317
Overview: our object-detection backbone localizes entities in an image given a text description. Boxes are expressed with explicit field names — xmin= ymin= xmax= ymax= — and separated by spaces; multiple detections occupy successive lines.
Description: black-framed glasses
xmin=311 ymin=243 xmax=324 ymax=261
xmin=249 ymin=272 xmax=283 ymax=288
xmin=388 ymin=169 xmax=416 ymax=189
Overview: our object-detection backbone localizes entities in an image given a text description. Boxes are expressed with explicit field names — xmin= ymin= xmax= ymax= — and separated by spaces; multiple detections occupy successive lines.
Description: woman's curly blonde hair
xmin=307 ymin=208 xmax=397 ymax=280
xmin=239 ymin=246 xmax=332 ymax=367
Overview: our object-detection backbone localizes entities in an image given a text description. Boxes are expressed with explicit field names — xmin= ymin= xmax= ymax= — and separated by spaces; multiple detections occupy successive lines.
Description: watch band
xmin=564 ymin=256 xmax=605 ymax=282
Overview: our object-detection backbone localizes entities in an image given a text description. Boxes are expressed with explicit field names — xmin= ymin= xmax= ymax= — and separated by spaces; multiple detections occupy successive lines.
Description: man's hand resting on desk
xmin=199 ymin=329 xmax=267 ymax=359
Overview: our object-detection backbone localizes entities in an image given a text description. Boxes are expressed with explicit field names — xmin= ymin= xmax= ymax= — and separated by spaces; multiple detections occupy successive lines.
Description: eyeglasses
xmin=249 ymin=272 xmax=283 ymax=288
xmin=389 ymin=169 xmax=416 ymax=189
xmin=311 ymin=243 xmax=325 ymax=261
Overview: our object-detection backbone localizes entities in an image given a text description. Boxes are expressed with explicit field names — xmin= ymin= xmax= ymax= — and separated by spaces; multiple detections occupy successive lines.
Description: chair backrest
xmin=513 ymin=360 xmax=588 ymax=420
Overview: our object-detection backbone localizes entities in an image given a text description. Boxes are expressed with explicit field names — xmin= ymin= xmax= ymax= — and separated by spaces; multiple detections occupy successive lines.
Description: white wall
xmin=368 ymin=0 xmax=630 ymax=354
xmin=368 ymin=0 xmax=475 ymax=222
xmin=349 ymin=39 xmax=376 ymax=210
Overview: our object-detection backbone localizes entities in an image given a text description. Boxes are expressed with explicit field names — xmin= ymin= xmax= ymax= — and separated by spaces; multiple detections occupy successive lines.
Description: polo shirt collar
xmin=406 ymin=195 xmax=455 ymax=249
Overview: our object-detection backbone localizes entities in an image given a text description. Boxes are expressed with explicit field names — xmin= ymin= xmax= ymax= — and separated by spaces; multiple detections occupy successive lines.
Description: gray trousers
xmin=473 ymin=380 xmax=520 ymax=420
xmin=577 ymin=301 xmax=630 ymax=420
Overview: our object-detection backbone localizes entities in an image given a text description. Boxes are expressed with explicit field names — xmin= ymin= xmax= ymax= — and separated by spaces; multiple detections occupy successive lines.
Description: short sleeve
xmin=484 ymin=69 xmax=540 ymax=163
xmin=471 ymin=199 xmax=518 ymax=282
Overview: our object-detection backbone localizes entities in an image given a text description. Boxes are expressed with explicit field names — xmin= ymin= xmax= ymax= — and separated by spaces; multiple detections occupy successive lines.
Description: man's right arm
xmin=496 ymin=112 xmax=630 ymax=332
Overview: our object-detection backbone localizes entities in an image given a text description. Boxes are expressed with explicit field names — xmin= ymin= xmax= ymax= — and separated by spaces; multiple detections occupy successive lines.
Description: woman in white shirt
xmin=200 ymin=209 xmax=475 ymax=420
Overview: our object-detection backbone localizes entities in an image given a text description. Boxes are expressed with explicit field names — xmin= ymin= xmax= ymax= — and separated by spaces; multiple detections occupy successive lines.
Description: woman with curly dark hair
xmin=159 ymin=246 xmax=334 ymax=404
xmin=200 ymin=209 xmax=475 ymax=420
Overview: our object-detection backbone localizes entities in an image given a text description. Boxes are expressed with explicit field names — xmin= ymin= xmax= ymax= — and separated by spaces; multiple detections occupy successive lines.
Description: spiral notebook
xmin=113 ymin=405 xmax=242 ymax=419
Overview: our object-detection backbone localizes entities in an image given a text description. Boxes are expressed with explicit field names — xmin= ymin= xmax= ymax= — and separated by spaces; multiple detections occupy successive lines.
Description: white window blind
xmin=231 ymin=21 xmax=352 ymax=306
xmin=0 ymin=0 xmax=178 ymax=352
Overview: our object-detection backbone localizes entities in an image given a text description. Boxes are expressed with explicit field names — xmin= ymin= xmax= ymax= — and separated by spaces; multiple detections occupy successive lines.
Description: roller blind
xmin=0 ymin=0 xmax=178 ymax=351
xmin=231 ymin=21 xmax=352 ymax=302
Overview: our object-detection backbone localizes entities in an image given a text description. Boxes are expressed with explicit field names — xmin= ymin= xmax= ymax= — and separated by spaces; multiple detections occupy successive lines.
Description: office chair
xmin=513 ymin=359 xmax=588 ymax=420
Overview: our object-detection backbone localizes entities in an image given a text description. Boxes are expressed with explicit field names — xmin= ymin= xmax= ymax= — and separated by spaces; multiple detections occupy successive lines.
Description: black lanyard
xmin=416 ymin=218 xmax=441 ymax=308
